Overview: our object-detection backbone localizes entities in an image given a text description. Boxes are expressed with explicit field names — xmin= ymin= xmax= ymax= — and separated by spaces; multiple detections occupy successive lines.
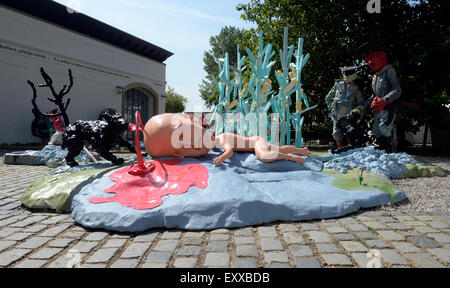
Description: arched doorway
xmin=123 ymin=86 xmax=156 ymax=139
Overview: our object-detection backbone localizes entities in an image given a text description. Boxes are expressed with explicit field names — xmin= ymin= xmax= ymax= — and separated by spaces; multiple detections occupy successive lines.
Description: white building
xmin=0 ymin=0 xmax=173 ymax=144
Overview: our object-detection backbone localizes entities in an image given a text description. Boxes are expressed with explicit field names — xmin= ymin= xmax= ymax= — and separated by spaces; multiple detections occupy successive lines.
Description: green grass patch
xmin=323 ymin=169 xmax=398 ymax=202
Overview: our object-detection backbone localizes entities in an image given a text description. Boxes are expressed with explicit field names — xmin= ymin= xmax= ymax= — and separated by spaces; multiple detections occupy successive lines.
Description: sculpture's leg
xmin=99 ymin=150 xmax=124 ymax=165
xmin=376 ymin=137 xmax=386 ymax=150
xmin=118 ymin=137 xmax=136 ymax=153
xmin=278 ymin=145 xmax=311 ymax=158
xmin=384 ymin=137 xmax=393 ymax=154
xmin=254 ymin=137 xmax=305 ymax=165
xmin=65 ymin=140 xmax=83 ymax=167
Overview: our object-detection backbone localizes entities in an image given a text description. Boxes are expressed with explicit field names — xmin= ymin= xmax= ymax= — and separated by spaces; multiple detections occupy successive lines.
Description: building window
xmin=123 ymin=87 xmax=155 ymax=138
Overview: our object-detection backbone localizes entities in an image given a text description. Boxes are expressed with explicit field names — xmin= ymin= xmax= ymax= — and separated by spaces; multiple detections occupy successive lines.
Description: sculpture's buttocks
xmin=144 ymin=114 xmax=214 ymax=158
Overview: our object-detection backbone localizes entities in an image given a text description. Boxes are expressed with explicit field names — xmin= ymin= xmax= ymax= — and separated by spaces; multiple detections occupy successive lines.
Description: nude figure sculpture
xmin=144 ymin=113 xmax=311 ymax=166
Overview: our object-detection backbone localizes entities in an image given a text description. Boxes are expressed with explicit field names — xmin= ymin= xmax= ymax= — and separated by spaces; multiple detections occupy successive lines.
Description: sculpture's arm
xmin=213 ymin=141 xmax=234 ymax=166
xmin=325 ymin=82 xmax=338 ymax=111
xmin=353 ymin=86 xmax=366 ymax=117
xmin=384 ymin=67 xmax=402 ymax=104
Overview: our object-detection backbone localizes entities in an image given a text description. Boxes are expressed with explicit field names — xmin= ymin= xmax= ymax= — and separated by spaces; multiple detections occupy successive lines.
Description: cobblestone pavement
xmin=0 ymin=153 xmax=449 ymax=268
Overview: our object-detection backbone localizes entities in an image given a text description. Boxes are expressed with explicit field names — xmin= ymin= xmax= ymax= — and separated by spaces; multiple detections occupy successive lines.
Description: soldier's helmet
xmin=340 ymin=66 xmax=358 ymax=81
xmin=357 ymin=39 xmax=387 ymax=58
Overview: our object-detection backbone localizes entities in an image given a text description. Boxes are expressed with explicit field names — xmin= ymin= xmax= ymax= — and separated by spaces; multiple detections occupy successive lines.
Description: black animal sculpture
xmin=62 ymin=113 xmax=136 ymax=167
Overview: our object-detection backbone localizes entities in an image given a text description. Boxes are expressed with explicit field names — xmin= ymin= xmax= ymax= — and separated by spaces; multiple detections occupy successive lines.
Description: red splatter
xmin=89 ymin=159 xmax=209 ymax=210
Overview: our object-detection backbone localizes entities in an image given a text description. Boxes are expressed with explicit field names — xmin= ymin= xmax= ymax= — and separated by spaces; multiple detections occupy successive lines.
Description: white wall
xmin=405 ymin=124 xmax=432 ymax=145
xmin=0 ymin=6 xmax=167 ymax=144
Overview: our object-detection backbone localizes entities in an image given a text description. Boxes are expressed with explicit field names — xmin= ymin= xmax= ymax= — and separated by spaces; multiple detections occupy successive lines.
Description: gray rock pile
xmin=36 ymin=145 xmax=99 ymax=168
xmin=318 ymin=146 xmax=422 ymax=179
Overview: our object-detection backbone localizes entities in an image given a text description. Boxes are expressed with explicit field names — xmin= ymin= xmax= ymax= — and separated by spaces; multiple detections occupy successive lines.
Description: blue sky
xmin=53 ymin=0 xmax=254 ymax=112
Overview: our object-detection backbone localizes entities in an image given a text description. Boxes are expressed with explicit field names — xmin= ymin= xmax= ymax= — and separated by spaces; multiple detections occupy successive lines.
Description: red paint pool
xmin=89 ymin=159 xmax=209 ymax=210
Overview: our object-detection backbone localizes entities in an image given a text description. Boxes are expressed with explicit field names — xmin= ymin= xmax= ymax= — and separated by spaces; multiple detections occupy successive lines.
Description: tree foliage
xmin=165 ymin=86 xmax=187 ymax=113
xmin=199 ymin=26 xmax=245 ymax=108
xmin=234 ymin=0 xmax=449 ymax=142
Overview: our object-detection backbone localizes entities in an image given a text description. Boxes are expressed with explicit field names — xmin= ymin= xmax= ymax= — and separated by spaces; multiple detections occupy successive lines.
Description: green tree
xmin=165 ymin=86 xmax=187 ymax=113
xmin=237 ymin=0 xmax=449 ymax=149
xmin=199 ymin=26 xmax=245 ymax=108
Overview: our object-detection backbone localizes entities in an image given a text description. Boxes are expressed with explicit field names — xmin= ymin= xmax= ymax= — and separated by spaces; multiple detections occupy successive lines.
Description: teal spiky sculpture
xmin=211 ymin=28 xmax=317 ymax=148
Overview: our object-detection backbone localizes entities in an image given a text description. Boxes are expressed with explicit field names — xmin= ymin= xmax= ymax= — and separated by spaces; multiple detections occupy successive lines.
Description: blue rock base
xmin=72 ymin=152 xmax=405 ymax=232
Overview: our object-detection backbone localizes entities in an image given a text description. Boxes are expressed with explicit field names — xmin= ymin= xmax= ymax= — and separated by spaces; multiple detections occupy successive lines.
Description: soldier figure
xmin=326 ymin=66 xmax=366 ymax=153
xmin=358 ymin=40 xmax=402 ymax=153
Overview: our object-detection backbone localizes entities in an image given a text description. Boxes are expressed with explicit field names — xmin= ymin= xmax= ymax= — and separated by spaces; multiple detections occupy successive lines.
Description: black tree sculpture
xmin=27 ymin=67 xmax=73 ymax=128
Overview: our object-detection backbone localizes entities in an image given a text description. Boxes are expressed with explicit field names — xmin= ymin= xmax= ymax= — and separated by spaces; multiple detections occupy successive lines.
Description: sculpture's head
xmin=357 ymin=39 xmax=388 ymax=73
xmin=101 ymin=113 xmax=130 ymax=136
xmin=144 ymin=113 xmax=215 ymax=158
xmin=340 ymin=66 xmax=358 ymax=83
xmin=365 ymin=50 xmax=388 ymax=72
